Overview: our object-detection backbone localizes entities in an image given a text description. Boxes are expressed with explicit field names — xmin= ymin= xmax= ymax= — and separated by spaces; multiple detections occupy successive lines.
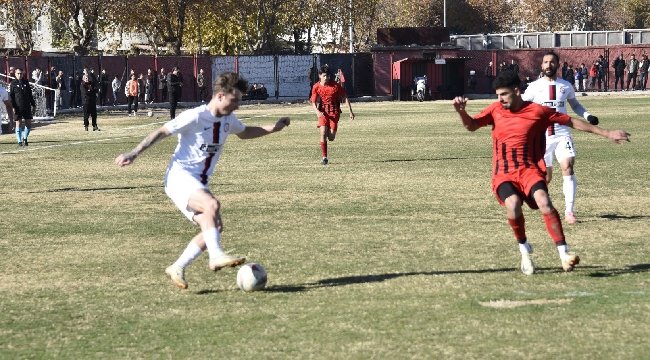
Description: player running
xmin=310 ymin=65 xmax=355 ymax=165
xmin=452 ymin=70 xmax=629 ymax=275
xmin=115 ymin=72 xmax=290 ymax=289
xmin=522 ymin=51 xmax=600 ymax=224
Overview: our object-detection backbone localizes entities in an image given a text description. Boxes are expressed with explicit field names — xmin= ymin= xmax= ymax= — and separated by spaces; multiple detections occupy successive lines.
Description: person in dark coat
xmin=82 ymin=74 xmax=100 ymax=131
xmin=9 ymin=68 xmax=36 ymax=146
xmin=167 ymin=67 xmax=182 ymax=119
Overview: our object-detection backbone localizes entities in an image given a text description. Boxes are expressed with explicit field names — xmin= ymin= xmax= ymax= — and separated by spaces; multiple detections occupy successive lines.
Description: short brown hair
xmin=213 ymin=72 xmax=248 ymax=95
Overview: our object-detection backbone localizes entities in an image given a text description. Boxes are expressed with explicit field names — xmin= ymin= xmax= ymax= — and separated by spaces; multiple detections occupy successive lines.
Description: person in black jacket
xmin=82 ymin=74 xmax=100 ymax=131
xmin=167 ymin=67 xmax=182 ymax=119
xmin=9 ymin=68 xmax=36 ymax=146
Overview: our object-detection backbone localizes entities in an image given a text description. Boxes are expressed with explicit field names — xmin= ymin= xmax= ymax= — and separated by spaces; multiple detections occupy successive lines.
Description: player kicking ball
xmin=115 ymin=72 xmax=290 ymax=289
xmin=452 ymin=70 xmax=630 ymax=275
xmin=310 ymin=65 xmax=355 ymax=165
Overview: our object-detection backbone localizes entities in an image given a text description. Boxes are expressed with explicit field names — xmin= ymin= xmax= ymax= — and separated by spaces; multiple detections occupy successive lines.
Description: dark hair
xmin=543 ymin=51 xmax=560 ymax=63
xmin=213 ymin=72 xmax=248 ymax=94
xmin=493 ymin=70 xmax=521 ymax=90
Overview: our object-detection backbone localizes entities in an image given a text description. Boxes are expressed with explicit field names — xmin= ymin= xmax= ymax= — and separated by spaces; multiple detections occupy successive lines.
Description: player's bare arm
xmin=311 ymin=101 xmax=324 ymax=119
xmin=344 ymin=96 xmax=355 ymax=120
xmin=115 ymin=126 xmax=172 ymax=166
xmin=3 ymin=100 xmax=14 ymax=123
xmin=452 ymin=96 xmax=480 ymax=131
xmin=568 ymin=118 xmax=630 ymax=143
xmin=236 ymin=117 xmax=290 ymax=139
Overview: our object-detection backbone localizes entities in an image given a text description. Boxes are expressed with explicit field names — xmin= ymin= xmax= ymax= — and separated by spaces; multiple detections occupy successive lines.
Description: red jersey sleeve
xmin=310 ymin=83 xmax=320 ymax=103
xmin=473 ymin=102 xmax=500 ymax=127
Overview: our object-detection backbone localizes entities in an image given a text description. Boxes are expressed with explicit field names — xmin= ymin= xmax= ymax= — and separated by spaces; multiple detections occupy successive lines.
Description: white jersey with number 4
xmin=522 ymin=77 xmax=576 ymax=138
xmin=163 ymin=104 xmax=245 ymax=183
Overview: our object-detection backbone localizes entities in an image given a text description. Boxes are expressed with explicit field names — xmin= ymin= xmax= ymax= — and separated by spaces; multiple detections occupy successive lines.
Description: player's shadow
xmin=264 ymin=267 xmax=519 ymax=293
xmin=598 ymin=214 xmax=650 ymax=221
xmin=376 ymin=156 xmax=490 ymax=163
xmin=587 ymin=263 xmax=650 ymax=278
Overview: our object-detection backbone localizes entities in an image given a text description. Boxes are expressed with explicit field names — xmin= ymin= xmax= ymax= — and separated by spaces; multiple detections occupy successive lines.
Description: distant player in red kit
xmin=310 ymin=65 xmax=355 ymax=165
xmin=452 ymin=70 xmax=630 ymax=275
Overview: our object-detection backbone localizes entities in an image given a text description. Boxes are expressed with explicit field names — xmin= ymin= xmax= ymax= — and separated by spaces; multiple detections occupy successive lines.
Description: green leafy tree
xmin=0 ymin=0 xmax=46 ymax=55
xmin=48 ymin=0 xmax=100 ymax=55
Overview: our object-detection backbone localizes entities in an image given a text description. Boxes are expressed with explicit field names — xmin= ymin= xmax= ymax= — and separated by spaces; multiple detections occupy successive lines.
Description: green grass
xmin=0 ymin=97 xmax=648 ymax=359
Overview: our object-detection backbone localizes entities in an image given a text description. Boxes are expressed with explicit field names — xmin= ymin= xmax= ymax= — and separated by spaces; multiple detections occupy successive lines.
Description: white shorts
xmin=545 ymin=135 xmax=576 ymax=167
xmin=164 ymin=164 xmax=208 ymax=221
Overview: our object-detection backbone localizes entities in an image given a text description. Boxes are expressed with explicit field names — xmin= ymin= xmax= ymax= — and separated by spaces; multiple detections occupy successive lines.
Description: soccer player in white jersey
xmin=522 ymin=51 xmax=600 ymax=225
xmin=115 ymin=72 xmax=290 ymax=289
xmin=0 ymin=84 xmax=15 ymax=134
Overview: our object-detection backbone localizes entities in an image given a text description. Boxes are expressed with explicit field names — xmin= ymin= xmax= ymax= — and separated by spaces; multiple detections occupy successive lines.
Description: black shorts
xmin=496 ymin=180 xmax=547 ymax=210
xmin=14 ymin=109 xmax=33 ymax=120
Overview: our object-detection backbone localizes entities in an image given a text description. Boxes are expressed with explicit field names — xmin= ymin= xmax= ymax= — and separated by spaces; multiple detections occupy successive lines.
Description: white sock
xmin=562 ymin=175 xmax=577 ymax=214
xmin=173 ymin=242 xmax=203 ymax=269
xmin=203 ymin=227 xmax=225 ymax=260
xmin=557 ymin=244 xmax=569 ymax=259
xmin=519 ymin=241 xmax=533 ymax=255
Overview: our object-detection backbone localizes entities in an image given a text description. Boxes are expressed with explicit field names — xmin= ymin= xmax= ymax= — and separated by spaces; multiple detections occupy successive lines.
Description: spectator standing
xmin=613 ymin=54 xmax=626 ymax=91
xmin=9 ymin=68 xmax=36 ymax=147
xmin=31 ymin=67 xmax=42 ymax=84
xmin=638 ymin=54 xmax=649 ymax=90
xmin=111 ymin=75 xmax=121 ymax=106
xmin=589 ymin=62 xmax=598 ymax=91
xmin=81 ymin=73 xmax=100 ymax=131
xmin=561 ymin=62 xmax=569 ymax=81
xmin=146 ymin=69 xmax=155 ymax=103
xmin=167 ymin=67 xmax=182 ymax=119
xmin=158 ymin=68 xmax=167 ymax=103
xmin=197 ymin=68 xmax=206 ymax=102
xmin=99 ymin=69 xmax=109 ymax=106
xmin=625 ymin=54 xmax=639 ymax=90
xmin=125 ymin=74 xmax=139 ymax=116
xmin=69 ymin=73 xmax=78 ymax=108
xmin=55 ymin=70 xmax=66 ymax=109
xmin=596 ymin=54 xmax=607 ymax=91
xmin=579 ymin=64 xmax=588 ymax=92
xmin=485 ymin=61 xmax=495 ymax=89
xmin=574 ymin=65 xmax=583 ymax=91
xmin=137 ymin=73 xmax=145 ymax=103
xmin=565 ymin=65 xmax=575 ymax=89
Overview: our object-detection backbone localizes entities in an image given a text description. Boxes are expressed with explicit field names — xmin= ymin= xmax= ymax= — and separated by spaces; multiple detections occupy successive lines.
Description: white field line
xmin=1 ymin=111 xmax=313 ymax=155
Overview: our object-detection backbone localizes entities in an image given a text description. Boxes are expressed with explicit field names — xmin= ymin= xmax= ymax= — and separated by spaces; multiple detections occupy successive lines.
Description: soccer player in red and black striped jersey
xmin=310 ymin=65 xmax=355 ymax=165
xmin=453 ymin=70 xmax=630 ymax=275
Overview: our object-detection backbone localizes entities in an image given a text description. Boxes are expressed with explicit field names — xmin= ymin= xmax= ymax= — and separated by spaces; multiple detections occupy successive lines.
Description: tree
xmin=0 ymin=0 xmax=46 ymax=55
xmin=49 ymin=0 xmax=100 ymax=55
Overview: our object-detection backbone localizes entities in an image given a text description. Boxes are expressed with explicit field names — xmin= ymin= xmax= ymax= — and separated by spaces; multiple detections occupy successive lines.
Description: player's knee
xmin=204 ymin=198 xmax=221 ymax=215
xmin=503 ymin=196 xmax=521 ymax=213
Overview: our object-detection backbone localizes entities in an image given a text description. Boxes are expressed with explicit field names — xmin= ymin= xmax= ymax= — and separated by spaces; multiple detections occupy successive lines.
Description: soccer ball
xmin=236 ymin=263 xmax=267 ymax=292
xmin=147 ymin=110 xmax=154 ymax=117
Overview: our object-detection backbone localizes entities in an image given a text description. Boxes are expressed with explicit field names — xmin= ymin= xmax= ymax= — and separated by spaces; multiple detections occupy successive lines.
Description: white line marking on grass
xmin=479 ymin=298 xmax=573 ymax=309
xmin=0 ymin=136 xmax=137 ymax=155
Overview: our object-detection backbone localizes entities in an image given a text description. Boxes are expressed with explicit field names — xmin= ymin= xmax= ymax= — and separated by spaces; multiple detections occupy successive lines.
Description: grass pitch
xmin=0 ymin=97 xmax=648 ymax=359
